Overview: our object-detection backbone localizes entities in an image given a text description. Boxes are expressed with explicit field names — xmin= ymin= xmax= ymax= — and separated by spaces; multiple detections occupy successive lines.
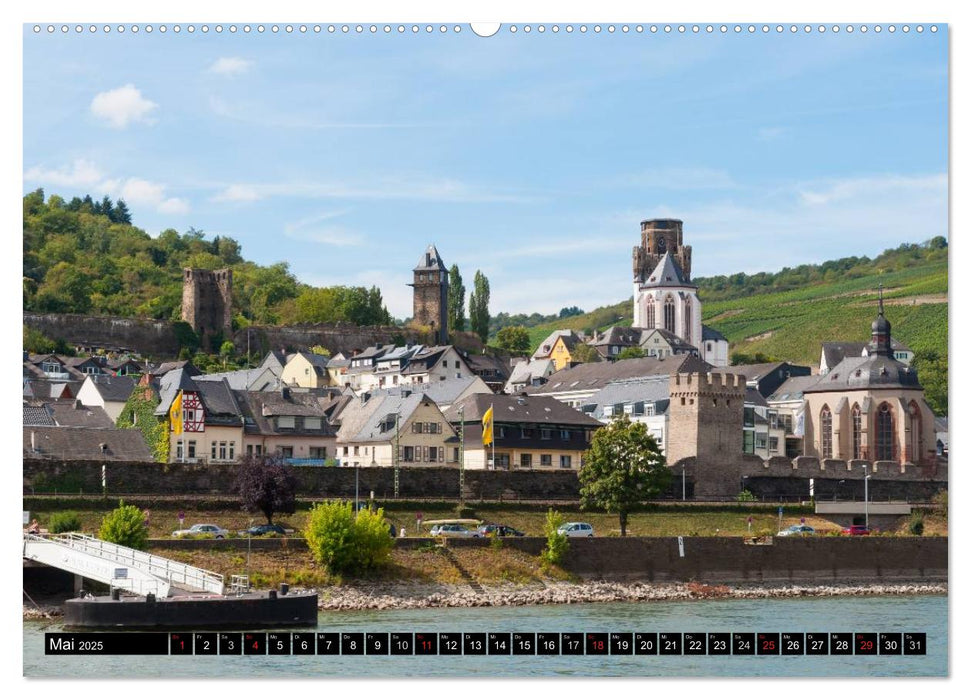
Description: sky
xmin=22 ymin=23 xmax=947 ymax=321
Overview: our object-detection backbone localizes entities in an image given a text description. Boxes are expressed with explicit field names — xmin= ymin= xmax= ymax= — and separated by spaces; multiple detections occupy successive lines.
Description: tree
xmin=559 ymin=306 xmax=584 ymax=319
xmin=303 ymin=500 xmax=394 ymax=575
xmin=98 ymin=500 xmax=149 ymax=550
xmin=114 ymin=199 xmax=132 ymax=224
xmin=579 ymin=414 xmax=671 ymax=535
xmin=911 ymin=349 xmax=948 ymax=416
xmin=447 ymin=264 xmax=466 ymax=332
xmin=468 ymin=270 xmax=490 ymax=343
xmin=233 ymin=455 xmax=299 ymax=525
xmin=616 ymin=346 xmax=646 ymax=360
xmin=495 ymin=325 xmax=531 ymax=356
xmin=570 ymin=342 xmax=600 ymax=364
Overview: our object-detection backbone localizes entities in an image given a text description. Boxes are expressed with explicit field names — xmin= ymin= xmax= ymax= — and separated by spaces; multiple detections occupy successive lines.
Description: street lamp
xmin=864 ymin=474 xmax=872 ymax=529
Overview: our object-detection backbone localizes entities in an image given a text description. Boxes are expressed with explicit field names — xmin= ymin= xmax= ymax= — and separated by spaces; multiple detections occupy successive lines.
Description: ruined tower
xmin=181 ymin=268 xmax=233 ymax=351
xmin=408 ymin=245 xmax=448 ymax=345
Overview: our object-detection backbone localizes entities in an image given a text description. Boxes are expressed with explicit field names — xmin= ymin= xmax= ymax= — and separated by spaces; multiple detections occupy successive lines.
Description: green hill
xmin=515 ymin=240 xmax=948 ymax=366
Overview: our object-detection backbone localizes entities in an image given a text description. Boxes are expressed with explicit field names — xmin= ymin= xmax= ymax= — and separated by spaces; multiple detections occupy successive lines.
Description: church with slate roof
xmin=632 ymin=219 xmax=728 ymax=366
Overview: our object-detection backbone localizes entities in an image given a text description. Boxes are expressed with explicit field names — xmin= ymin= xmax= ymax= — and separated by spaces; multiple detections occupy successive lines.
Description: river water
xmin=23 ymin=595 xmax=946 ymax=678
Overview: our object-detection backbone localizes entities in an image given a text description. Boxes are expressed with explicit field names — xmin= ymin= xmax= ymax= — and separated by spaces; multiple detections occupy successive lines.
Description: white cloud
xmin=798 ymin=174 xmax=947 ymax=206
xmin=90 ymin=84 xmax=158 ymax=128
xmin=24 ymin=159 xmax=103 ymax=188
xmin=158 ymin=198 xmax=190 ymax=215
xmin=209 ymin=57 xmax=253 ymax=76
xmin=284 ymin=210 xmax=350 ymax=233
xmin=119 ymin=177 xmax=166 ymax=205
xmin=213 ymin=184 xmax=262 ymax=202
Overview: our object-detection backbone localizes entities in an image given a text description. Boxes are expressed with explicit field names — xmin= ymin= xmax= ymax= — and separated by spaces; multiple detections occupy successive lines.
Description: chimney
xmin=281 ymin=387 xmax=291 ymax=400
xmin=74 ymin=399 xmax=83 ymax=410
xmin=30 ymin=431 xmax=36 ymax=452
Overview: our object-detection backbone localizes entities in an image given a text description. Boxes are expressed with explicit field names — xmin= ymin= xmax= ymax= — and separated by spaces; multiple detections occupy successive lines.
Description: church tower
xmin=632 ymin=219 xmax=702 ymax=348
xmin=409 ymin=244 xmax=449 ymax=345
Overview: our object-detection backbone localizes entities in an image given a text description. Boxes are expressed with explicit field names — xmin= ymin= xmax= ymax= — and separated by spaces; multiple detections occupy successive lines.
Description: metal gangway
xmin=23 ymin=533 xmax=224 ymax=598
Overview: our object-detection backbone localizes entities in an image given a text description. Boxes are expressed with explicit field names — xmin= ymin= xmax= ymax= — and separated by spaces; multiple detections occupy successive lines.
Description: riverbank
xmin=24 ymin=580 xmax=946 ymax=619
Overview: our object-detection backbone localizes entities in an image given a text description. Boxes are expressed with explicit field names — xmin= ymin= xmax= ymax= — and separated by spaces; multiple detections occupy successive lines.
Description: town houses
xmin=23 ymin=220 xmax=946 ymax=494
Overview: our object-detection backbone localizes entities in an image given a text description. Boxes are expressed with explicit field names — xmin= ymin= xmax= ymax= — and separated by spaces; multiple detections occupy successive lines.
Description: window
xmin=277 ymin=415 xmax=295 ymax=430
xmin=342 ymin=446 xmax=349 ymax=456
xmin=852 ymin=405 xmax=862 ymax=459
xmin=646 ymin=403 xmax=656 ymax=417
xmin=633 ymin=402 xmax=644 ymax=416
xmin=624 ymin=403 xmax=634 ymax=414
xmin=228 ymin=442 xmax=235 ymax=460
xmin=304 ymin=417 xmax=322 ymax=430
xmin=560 ymin=429 xmax=570 ymax=440
xmin=521 ymin=427 xmax=534 ymax=439
xmin=187 ymin=441 xmax=196 ymax=459
xmin=559 ymin=455 xmax=572 ymax=468
xmin=603 ymin=406 xmax=613 ymax=417
xmin=876 ymin=403 xmax=894 ymax=461
xmin=176 ymin=441 xmax=184 ymax=460
xmin=403 ymin=446 xmax=415 ymax=462
xmin=821 ymin=406 xmax=833 ymax=458
xmin=782 ymin=414 xmax=794 ymax=433
xmin=219 ymin=442 xmax=227 ymax=460
xmin=768 ymin=437 xmax=779 ymax=452
xmin=684 ymin=298 xmax=692 ymax=343
xmin=310 ymin=446 xmax=326 ymax=459
xmin=520 ymin=453 xmax=532 ymax=468
xmin=540 ymin=428 xmax=552 ymax=439
xmin=743 ymin=431 xmax=755 ymax=454
xmin=646 ymin=297 xmax=655 ymax=328
xmin=412 ymin=423 xmax=422 ymax=434
xmin=743 ymin=406 xmax=755 ymax=427
xmin=494 ymin=453 xmax=510 ymax=468
xmin=498 ymin=427 xmax=506 ymax=439
xmin=452 ymin=447 xmax=459 ymax=462
xmin=279 ymin=446 xmax=294 ymax=458
xmin=663 ymin=295 xmax=676 ymax=333
xmin=211 ymin=442 xmax=217 ymax=460
xmin=756 ymin=433 xmax=767 ymax=449
xmin=540 ymin=454 xmax=552 ymax=466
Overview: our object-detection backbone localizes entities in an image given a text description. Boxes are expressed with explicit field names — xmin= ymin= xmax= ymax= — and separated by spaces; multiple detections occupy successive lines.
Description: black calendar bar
xmin=43 ymin=632 xmax=928 ymax=656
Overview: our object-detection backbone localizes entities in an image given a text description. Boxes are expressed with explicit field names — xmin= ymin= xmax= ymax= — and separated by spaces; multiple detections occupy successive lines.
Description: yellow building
xmin=281 ymin=351 xmax=332 ymax=388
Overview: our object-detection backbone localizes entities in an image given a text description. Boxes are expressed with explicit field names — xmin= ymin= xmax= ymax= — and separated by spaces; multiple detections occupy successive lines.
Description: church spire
xmin=869 ymin=284 xmax=892 ymax=356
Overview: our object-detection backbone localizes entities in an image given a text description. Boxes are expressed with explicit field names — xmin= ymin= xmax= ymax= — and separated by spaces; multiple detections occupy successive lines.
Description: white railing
xmin=24 ymin=533 xmax=224 ymax=595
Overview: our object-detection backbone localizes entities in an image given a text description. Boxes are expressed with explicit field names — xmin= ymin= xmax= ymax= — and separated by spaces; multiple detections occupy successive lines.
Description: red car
xmin=842 ymin=525 xmax=871 ymax=536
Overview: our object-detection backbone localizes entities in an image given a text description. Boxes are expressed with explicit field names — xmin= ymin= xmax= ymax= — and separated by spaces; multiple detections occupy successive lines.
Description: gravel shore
xmin=313 ymin=580 xmax=946 ymax=611
xmin=24 ymin=580 xmax=946 ymax=619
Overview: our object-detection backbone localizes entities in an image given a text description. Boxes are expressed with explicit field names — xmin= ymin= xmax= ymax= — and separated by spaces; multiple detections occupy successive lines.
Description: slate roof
xmin=640 ymin=252 xmax=694 ymax=288
xmin=47 ymin=401 xmax=115 ymax=428
xmin=702 ymin=325 xmax=728 ymax=342
xmin=532 ymin=330 xmax=580 ymax=359
xmin=23 ymin=379 xmax=81 ymax=400
xmin=745 ymin=387 xmax=769 ymax=408
xmin=444 ymin=393 xmax=604 ymax=427
xmin=581 ymin=376 xmax=671 ymax=420
xmin=193 ymin=367 xmax=280 ymax=391
xmin=153 ymin=368 xmax=200 ymax=415
xmin=642 ymin=328 xmax=698 ymax=353
xmin=506 ymin=358 xmax=555 ymax=388
xmin=194 ymin=379 xmax=244 ymax=424
xmin=23 ymin=403 xmax=55 ymax=426
xmin=589 ymin=326 xmax=643 ymax=348
xmin=336 ymin=393 xmax=431 ymax=443
xmin=83 ymin=374 xmax=136 ymax=402
xmin=368 ymin=376 xmax=491 ymax=407
xmin=413 ymin=244 xmax=447 ymax=272
xmin=150 ymin=360 xmax=202 ymax=377
xmin=24 ymin=426 xmax=154 ymax=461
xmin=235 ymin=390 xmax=337 ymax=437
xmin=767 ymin=375 xmax=821 ymax=402
xmin=401 ymin=345 xmax=453 ymax=374
xmin=526 ymin=355 xmax=712 ymax=396
xmin=821 ymin=338 xmax=912 ymax=369
xmin=804 ymin=354 xmax=923 ymax=393
xmin=731 ymin=362 xmax=791 ymax=383
xmin=463 ymin=353 xmax=511 ymax=382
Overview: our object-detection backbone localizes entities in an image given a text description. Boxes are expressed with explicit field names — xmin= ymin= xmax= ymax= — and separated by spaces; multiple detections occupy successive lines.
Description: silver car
xmin=557 ymin=522 xmax=594 ymax=537
xmin=429 ymin=524 xmax=481 ymax=537
xmin=776 ymin=524 xmax=816 ymax=537
xmin=172 ymin=523 xmax=229 ymax=539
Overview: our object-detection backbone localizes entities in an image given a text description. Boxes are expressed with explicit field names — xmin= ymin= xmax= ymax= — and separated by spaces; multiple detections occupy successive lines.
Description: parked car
xmin=429 ymin=524 xmax=481 ymax=537
xmin=239 ymin=524 xmax=287 ymax=537
xmin=842 ymin=525 xmax=872 ymax=536
xmin=477 ymin=524 xmax=525 ymax=537
xmin=557 ymin=522 xmax=594 ymax=538
xmin=777 ymin=524 xmax=816 ymax=537
xmin=172 ymin=523 xmax=229 ymax=539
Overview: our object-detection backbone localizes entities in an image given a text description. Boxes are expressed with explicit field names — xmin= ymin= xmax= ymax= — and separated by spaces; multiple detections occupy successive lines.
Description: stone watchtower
xmin=181 ymin=268 xmax=233 ymax=351
xmin=667 ymin=371 xmax=747 ymax=497
xmin=408 ymin=244 xmax=448 ymax=345
xmin=633 ymin=218 xmax=692 ymax=282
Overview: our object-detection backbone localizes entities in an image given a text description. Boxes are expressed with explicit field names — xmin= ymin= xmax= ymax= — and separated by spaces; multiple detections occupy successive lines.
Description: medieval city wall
xmin=23 ymin=313 xmax=182 ymax=356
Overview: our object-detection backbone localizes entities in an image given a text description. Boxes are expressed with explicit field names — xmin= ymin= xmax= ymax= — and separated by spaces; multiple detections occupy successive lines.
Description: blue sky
xmin=22 ymin=24 xmax=947 ymax=319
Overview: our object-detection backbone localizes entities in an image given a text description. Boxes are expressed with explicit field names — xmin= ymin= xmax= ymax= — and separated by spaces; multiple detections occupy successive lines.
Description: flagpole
xmin=491 ymin=403 xmax=495 ymax=470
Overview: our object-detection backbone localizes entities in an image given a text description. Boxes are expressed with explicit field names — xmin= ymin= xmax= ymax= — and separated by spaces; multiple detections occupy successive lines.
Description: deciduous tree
xmin=495 ymin=325 xmax=531 ymax=356
xmin=579 ymin=414 xmax=670 ymax=535
xmin=233 ymin=455 xmax=299 ymax=525
xmin=447 ymin=264 xmax=466 ymax=332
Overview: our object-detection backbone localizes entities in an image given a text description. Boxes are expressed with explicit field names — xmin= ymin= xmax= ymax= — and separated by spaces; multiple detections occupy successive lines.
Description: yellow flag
xmin=169 ymin=390 xmax=183 ymax=435
xmin=482 ymin=404 xmax=494 ymax=446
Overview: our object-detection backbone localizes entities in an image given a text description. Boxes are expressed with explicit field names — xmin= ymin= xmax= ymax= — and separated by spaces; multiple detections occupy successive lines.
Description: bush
xmin=97 ymin=500 xmax=148 ymax=550
xmin=540 ymin=508 xmax=569 ymax=567
xmin=908 ymin=511 xmax=925 ymax=536
xmin=736 ymin=490 xmax=757 ymax=503
xmin=48 ymin=511 xmax=82 ymax=534
xmin=304 ymin=501 xmax=393 ymax=576
xmin=932 ymin=490 xmax=947 ymax=519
